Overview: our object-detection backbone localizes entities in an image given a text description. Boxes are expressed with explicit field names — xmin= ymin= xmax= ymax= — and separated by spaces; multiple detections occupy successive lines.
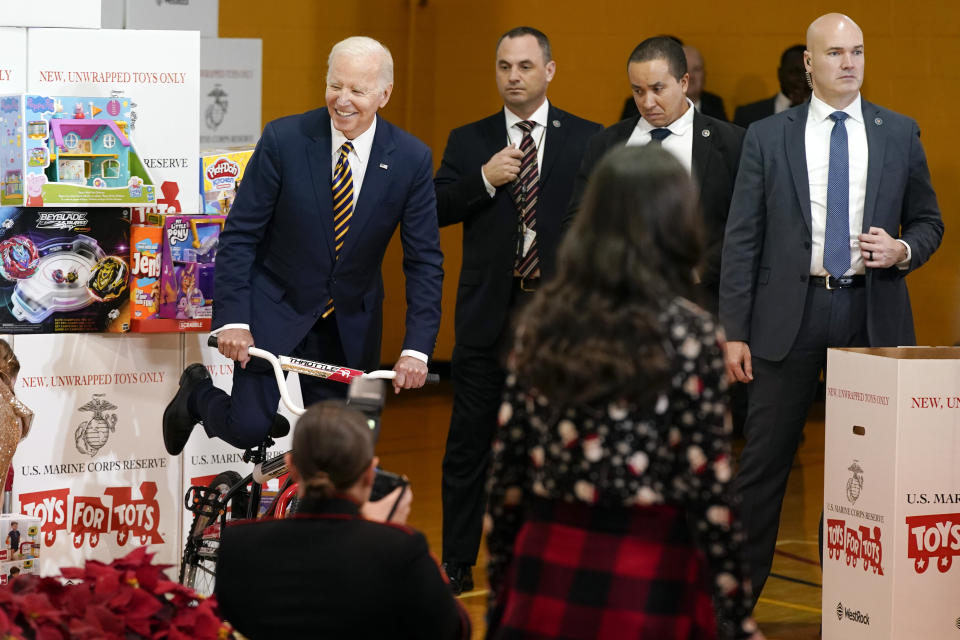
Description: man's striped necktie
xmin=322 ymin=141 xmax=355 ymax=318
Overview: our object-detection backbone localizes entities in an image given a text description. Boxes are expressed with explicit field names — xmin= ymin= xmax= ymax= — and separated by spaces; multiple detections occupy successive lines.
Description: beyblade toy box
xmin=0 ymin=94 xmax=156 ymax=207
xmin=0 ymin=207 xmax=130 ymax=333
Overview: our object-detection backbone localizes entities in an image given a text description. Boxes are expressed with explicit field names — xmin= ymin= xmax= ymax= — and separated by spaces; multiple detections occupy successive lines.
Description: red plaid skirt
xmin=490 ymin=499 xmax=717 ymax=640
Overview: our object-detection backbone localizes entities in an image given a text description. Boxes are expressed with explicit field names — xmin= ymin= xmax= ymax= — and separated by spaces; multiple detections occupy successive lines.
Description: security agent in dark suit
xmin=721 ymin=13 xmax=943 ymax=602
xmin=569 ymin=36 xmax=744 ymax=313
xmin=434 ymin=26 xmax=602 ymax=594
xmin=620 ymin=42 xmax=728 ymax=122
xmin=215 ymin=401 xmax=470 ymax=640
xmin=163 ymin=36 xmax=443 ymax=455
xmin=733 ymin=44 xmax=810 ymax=129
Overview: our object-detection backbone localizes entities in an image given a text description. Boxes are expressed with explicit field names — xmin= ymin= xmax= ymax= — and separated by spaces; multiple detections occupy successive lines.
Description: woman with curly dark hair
xmin=485 ymin=145 xmax=763 ymax=640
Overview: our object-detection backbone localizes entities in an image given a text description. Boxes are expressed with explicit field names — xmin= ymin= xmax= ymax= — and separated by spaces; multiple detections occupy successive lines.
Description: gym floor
xmin=376 ymin=382 xmax=824 ymax=640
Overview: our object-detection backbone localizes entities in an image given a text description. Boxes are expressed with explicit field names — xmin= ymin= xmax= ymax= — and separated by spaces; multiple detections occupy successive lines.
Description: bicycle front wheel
xmin=179 ymin=470 xmax=246 ymax=596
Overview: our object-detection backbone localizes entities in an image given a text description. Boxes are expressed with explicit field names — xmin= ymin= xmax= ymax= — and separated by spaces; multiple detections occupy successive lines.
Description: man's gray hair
xmin=327 ymin=36 xmax=394 ymax=91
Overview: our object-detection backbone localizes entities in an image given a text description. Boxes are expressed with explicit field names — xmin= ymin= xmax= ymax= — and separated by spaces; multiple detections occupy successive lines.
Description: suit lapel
xmin=861 ymin=100 xmax=886 ymax=231
xmin=691 ymin=111 xmax=712 ymax=183
xmin=304 ymin=108 xmax=336 ymax=264
xmin=539 ymin=106 xmax=568 ymax=185
xmin=785 ymin=103 xmax=813 ymax=235
xmin=338 ymin=116 xmax=395 ymax=262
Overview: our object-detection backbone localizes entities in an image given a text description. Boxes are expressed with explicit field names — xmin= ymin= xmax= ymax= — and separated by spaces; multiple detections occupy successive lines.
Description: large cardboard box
xmin=200 ymin=38 xmax=261 ymax=148
xmin=26 ymin=28 xmax=201 ymax=214
xmin=11 ymin=333 xmax=183 ymax=574
xmin=0 ymin=28 xmax=26 ymax=94
xmin=0 ymin=0 xmax=101 ymax=28
xmin=823 ymin=347 xmax=960 ymax=639
xmin=124 ymin=0 xmax=218 ymax=37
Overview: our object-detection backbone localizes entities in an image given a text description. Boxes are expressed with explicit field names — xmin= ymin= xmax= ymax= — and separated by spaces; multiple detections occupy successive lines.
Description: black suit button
xmin=804 ymin=241 xmax=811 ymax=250
xmin=800 ymin=274 xmax=808 ymax=282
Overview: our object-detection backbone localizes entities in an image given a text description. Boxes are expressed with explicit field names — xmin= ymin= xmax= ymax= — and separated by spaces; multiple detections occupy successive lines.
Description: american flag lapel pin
xmin=379 ymin=163 xmax=389 ymax=170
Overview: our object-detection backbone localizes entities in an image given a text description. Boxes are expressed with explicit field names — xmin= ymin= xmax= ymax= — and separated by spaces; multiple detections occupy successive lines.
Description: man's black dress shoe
xmin=163 ymin=363 xmax=211 ymax=455
xmin=441 ymin=562 xmax=474 ymax=595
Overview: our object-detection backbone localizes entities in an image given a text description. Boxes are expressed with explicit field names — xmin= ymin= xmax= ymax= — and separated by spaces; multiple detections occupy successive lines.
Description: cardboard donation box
xmin=823 ymin=347 xmax=960 ymax=639
xmin=0 ymin=28 xmax=26 ymax=94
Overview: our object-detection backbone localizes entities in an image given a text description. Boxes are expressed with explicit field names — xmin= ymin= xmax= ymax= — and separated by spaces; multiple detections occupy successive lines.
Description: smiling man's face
xmin=325 ymin=53 xmax=392 ymax=139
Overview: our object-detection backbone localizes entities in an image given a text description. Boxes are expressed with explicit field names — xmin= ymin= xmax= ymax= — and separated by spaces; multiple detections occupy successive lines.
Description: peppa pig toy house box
xmin=0 ymin=94 xmax=156 ymax=207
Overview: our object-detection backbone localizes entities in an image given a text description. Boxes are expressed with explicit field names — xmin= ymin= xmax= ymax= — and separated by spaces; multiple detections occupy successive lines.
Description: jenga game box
xmin=0 ymin=207 xmax=129 ymax=333
xmin=130 ymin=213 xmax=224 ymax=332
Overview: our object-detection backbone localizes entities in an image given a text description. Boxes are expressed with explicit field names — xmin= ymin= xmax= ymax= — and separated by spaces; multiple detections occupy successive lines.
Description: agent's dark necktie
xmin=322 ymin=141 xmax=355 ymax=318
xmin=824 ymin=111 xmax=850 ymax=279
xmin=512 ymin=120 xmax=539 ymax=278
xmin=649 ymin=128 xmax=672 ymax=145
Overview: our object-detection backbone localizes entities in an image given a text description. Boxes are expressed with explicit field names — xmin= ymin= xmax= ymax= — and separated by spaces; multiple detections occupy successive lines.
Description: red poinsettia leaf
xmin=94 ymin=572 xmax=122 ymax=596
xmin=89 ymin=603 xmax=126 ymax=634
xmin=34 ymin=623 xmax=66 ymax=640
xmin=21 ymin=592 xmax=63 ymax=625
xmin=115 ymin=545 xmax=152 ymax=568
xmin=106 ymin=586 xmax=134 ymax=609
xmin=126 ymin=588 xmax=163 ymax=620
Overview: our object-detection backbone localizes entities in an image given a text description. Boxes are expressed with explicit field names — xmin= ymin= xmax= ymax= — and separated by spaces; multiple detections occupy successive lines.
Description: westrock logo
xmin=837 ymin=602 xmax=870 ymax=626
xmin=18 ymin=482 xmax=163 ymax=548
xmin=846 ymin=460 xmax=864 ymax=505
xmin=74 ymin=394 xmax=118 ymax=457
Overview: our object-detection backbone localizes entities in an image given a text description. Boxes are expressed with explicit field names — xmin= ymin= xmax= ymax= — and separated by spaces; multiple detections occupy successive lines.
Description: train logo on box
xmin=74 ymin=394 xmax=118 ymax=457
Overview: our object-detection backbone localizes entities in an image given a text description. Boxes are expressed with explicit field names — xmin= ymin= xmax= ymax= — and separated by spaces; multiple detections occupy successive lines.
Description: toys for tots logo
xmin=826 ymin=519 xmax=884 ymax=575
xmin=17 ymin=482 xmax=164 ymax=549
xmin=906 ymin=512 xmax=960 ymax=573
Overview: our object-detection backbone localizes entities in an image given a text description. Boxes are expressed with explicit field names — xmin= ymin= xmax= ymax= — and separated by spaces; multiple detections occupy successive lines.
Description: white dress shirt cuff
xmin=211 ymin=323 xmax=250 ymax=336
xmin=399 ymin=349 xmax=429 ymax=364
xmin=896 ymin=239 xmax=912 ymax=270
xmin=481 ymin=168 xmax=496 ymax=198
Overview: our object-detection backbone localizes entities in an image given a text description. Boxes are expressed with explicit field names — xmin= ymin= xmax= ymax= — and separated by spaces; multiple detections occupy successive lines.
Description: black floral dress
xmin=486 ymin=298 xmax=757 ymax=640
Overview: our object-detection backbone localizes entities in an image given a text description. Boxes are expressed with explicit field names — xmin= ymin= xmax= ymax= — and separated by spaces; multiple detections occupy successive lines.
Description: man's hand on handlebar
xmin=361 ymin=486 xmax=412 ymax=524
xmin=392 ymin=355 xmax=427 ymax=394
xmin=217 ymin=328 xmax=255 ymax=367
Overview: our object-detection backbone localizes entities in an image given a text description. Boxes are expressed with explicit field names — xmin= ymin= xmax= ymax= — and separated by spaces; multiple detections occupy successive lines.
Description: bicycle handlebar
xmin=206 ymin=335 xmax=439 ymax=416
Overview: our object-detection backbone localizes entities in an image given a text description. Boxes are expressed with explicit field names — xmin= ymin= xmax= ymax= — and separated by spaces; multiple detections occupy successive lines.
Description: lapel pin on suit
xmin=379 ymin=163 xmax=389 ymax=169
xmin=701 ymin=129 xmax=711 ymax=137
xmin=552 ymin=120 xmax=561 ymax=128
xmin=874 ymin=117 xmax=883 ymax=126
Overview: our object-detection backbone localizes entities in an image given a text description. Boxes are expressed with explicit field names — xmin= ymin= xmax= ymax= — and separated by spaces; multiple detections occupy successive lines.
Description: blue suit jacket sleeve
xmin=212 ymin=122 xmax=282 ymax=329
xmin=398 ymin=144 xmax=444 ymax=356
xmin=899 ymin=120 xmax=943 ymax=272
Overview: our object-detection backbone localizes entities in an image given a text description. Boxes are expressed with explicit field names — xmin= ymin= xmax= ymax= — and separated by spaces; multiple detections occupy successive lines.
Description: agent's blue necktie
xmin=649 ymin=128 xmax=672 ymax=145
xmin=824 ymin=111 xmax=850 ymax=279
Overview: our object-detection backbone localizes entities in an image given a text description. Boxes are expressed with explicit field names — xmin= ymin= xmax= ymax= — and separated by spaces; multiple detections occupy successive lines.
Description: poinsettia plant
xmin=0 ymin=546 xmax=236 ymax=640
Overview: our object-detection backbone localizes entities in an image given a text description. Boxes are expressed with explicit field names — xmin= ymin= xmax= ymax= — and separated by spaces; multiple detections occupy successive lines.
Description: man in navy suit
xmin=434 ymin=26 xmax=601 ymax=594
xmin=721 ymin=13 xmax=943 ymax=602
xmin=733 ymin=44 xmax=810 ymax=129
xmin=163 ymin=36 xmax=443 ymax=454
xmin=568 ymin=36 xmax=744 ymax=313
